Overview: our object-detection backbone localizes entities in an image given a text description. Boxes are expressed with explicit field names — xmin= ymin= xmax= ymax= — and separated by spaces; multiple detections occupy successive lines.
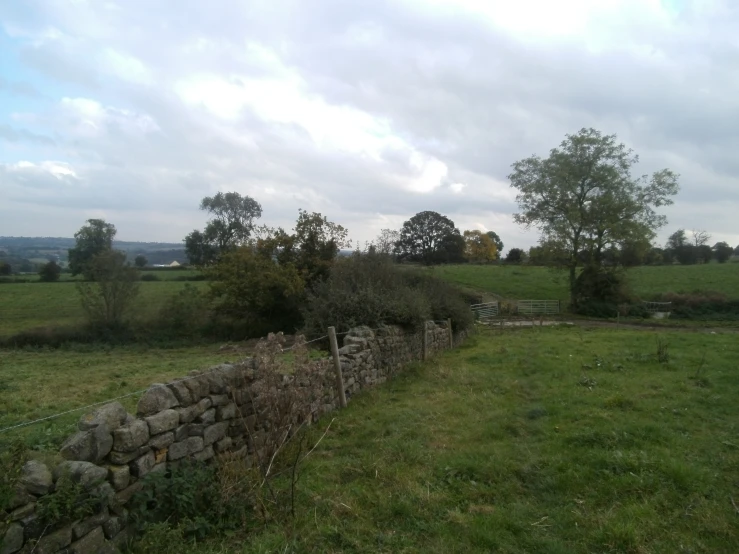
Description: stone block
xmin=182 ymin=378 xmax=202 ymax=402
xmin=107 ymin=465 xmax=130 ymax=491
xmin=206 ymin=372 xmax=227 ymax=394
xmin=144 ymin=409 xmax=179 ymax=435
xmin=174 ymin=425 xmax=189 ymax=442
xmin=20 ymin=460 xmax=52 ymax=496
xmin=209 ymin=394 xmax=229 ymax=406
xmin=214 ymin=436 xmax=232 ymax=453
xmin=68 ymin=526 xmax=104 ymax=554
xmin=167 ymin=437 xmax=204 ymax=461
xmin=72 ymin=510 xmax=109 ymax=541
xmin=192 ymin=446 xmax=214 ymax=462
xmin=102 ymin=517 xmax=122 ymax=540
xmin=112 ymin=420 xmax=149 ymax=452
xmin=78 ymin=402 xmax=127 ymax=432
xmin=60 ymin=425 xmax=113 ymax=463
xmin=54 ymin=461 xmax=108 ymax=489
xmin=129 ymin=451 xmax=155 ymax=478
xmin=147 ymin=431 xmax=174 ymax=450
xmin=1 ymin=523 xmax=24 ymax=554
xmin=108 ymin=445 xmax=149 ymax=465
xmin=203 ymin=422 xmax=229 ymax=446
xmin=136 ymin=384 xmax=179 ymax=417
xmin=32 ymin=526 xmax=72 ymax=554
xmin=197 ymin=408 xmax=216 ymax=425
xmin=9 ymin=502 xmax=35 ymax=522
xmin=154 ymin=448 xmax=167 ymax=464
xmin=167 ymin=381 xmax=194 ymax=407
xmin=217 ymin=402 xmax=236 ymax=421
xmin=188 ymin=424 xmax=205 ymax=436
xmin=114 ymin=481 xmax=143 ymax=505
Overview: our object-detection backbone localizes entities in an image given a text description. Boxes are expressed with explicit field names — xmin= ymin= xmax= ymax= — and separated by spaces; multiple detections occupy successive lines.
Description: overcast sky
xmin=1 ymin=0 xmax=737 ymax=250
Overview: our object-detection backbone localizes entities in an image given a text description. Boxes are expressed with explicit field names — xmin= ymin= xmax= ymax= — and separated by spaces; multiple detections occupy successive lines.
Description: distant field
xmin=0 ymin=280 xmax=207 ymax=337
xmin=425 ymin=263 xmax=739 ymax=301
xmin=0 ymin=268 xmax=202 ymax=283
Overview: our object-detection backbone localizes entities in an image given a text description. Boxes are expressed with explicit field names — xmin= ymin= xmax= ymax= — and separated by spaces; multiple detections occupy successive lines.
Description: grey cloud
xmin=0 ymin=0 xmax=738 ymax=247
xmin=0 ymin=77 xmax=43 ymax=98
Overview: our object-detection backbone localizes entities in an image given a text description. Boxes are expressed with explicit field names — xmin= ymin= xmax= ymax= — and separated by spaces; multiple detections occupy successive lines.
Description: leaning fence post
xmin=422 ymin=321 xmax=428 ymax=361
xmin=328 ymin=326 xmax=347 ymax=409
xmin=447 ymin=318 xmax=453 ymax=349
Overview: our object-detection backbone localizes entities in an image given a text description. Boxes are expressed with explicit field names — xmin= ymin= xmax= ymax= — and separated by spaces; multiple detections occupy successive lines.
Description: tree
xmin=372 ymin=229 xmax=400 ymax=256
xmin=691 ymin=229 xmax=711 ymax=247
xmin=618 ymin=237 xmax=652 ymax=267
xmin=0 ymin=262 xmax=10 ymax=276
xmin=134 ymin=255 xmax=148 ymax=268
xmin=395 ymin=211 xmax=462 ymax=265
xmin=207 ymin=246 xmax=305 ymax=333
xmin=485 ymin=231 xmax=504 ymax=259
xmin=645 ymin=247 xmax=665 ymax=265
xmin=184 ymin=192 xmax=262 ymax=266
xmin=38 ymin=261 xmax=61 ymax=282
xmin=509 ymin=128 xmax=679 ymax=306
xmin=713 ymin=242 xmax=734 ymax=263
xmin=68 ymin=219 xmax=117 ymax=278
xmin=666 ymin=229 xmax=696 ymax=265
xmin=505 ymin=248 xmax=525 ymax=263
xmin=77 ymin=250 xmax=140 ymax=328
xmin=463 ymin=230 xmax=498 ymax=263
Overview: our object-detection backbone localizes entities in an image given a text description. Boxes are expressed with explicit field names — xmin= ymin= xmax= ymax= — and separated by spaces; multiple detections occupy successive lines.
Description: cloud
xmin=0 ymin=0 xmax=738 ymax=249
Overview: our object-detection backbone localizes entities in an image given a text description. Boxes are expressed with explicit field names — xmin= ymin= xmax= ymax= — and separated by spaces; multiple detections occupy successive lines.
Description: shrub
xmin=140 ymin=273 xmax=160 ymax=281
xmin=38 ymin=261 xmax=62 ymax=282
xmin=302 ymin=251 xmax=474 ymax=336
xmin=659 ymin=291 xmax=739 ymax=320
xmin=574 ymin=265 xmax=633 ymax=317
xmin=77 ymin=250 xmax=140 ymax=329
xmin=156 ymin=284 xmax=211 ymax=337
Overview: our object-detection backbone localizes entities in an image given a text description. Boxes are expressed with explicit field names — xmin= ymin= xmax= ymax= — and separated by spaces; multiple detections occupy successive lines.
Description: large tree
xmin=666 ymin=229 xmax=696 ymax=265
xmin=68 ymin=219 xmax=117 ymax=278
xmin=713 ymin=242 xmax=734 ymax=263
xmin=184 ymin=192 xmax=262 ymax=266
xmin=485 ymin=231 xmax=504 ymax=259
xmin=509 ymin=128 xmax=679 ymax=306
xmin=395 ymin=211 xmax=462 ymax=265
xmin=372 ymin=229 xmax=400 ymax=256
xmin=464 ymin=230 xmax=498 ymax=263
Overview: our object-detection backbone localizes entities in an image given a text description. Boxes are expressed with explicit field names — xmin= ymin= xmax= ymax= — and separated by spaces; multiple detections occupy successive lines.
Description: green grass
xmin=0 ymin=280 xmax=208 ymax=337
xmin=0 ymin=344 xmax=247 ymax=452
xmin=192 ymin=326 xmax=739 ymax=553
xmin=425 ymin=263 xmax=739 ymax=301
xmin=0 ymin=268 xmax=202 ymax=283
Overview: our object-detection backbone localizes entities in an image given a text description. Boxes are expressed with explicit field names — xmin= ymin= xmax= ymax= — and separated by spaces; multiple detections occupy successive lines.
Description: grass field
xmin=425 ymin=263 xmax=739 ymax=301
xmin=0 ymin=344 xmax=248 ymax=453
xmin=0 ymin=268 xmax=202 ymax=283
xmin=179 ymin=326 xmax=739 ymax=553
xmin=0 ymin=280 xmax=208 ymax=337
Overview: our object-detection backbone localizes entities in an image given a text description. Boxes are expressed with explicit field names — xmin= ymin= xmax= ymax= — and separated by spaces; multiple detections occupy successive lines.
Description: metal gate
xmin=516 ymin=300 xmax=561 ymax=315
xmin=471 ymin=301 xmax=499 ymax=322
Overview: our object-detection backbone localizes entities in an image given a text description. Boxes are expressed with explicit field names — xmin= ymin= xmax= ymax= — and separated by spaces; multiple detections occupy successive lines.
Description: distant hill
xmin=0 ymin=237 xmax=187 ymax=269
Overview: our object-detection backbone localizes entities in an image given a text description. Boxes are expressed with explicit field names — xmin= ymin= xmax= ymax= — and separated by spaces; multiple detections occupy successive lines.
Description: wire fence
xmin=0 ymin=325 xmax=402 ymax=436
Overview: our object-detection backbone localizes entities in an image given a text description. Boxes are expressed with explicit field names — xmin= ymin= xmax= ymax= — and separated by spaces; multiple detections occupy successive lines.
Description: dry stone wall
xmin=1 ymin=322 xmax=468 ymax=554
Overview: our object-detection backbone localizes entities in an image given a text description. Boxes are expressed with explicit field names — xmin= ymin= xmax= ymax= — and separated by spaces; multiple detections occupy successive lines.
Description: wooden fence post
xmin=328 ymin=326 xmax=347 ymax=409
xmin=422 ymin=321 xmax=428 ymax=361
xmin=447 ymin=318 xmax=453 ymax=349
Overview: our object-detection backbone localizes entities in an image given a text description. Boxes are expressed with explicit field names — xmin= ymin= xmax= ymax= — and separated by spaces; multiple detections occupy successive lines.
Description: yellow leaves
xmin=463 ymin=230 xmax=498 ymax=263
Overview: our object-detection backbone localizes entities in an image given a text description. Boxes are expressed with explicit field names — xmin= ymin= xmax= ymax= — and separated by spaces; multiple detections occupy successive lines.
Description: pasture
xmin=173 ymin=326 xmax=738 ymax=552
xmin=0 ymin=344 xmax=245 ymax=452
xmin=425 ymin=262 xmax=739 ymax=302
xmin=0 ymin=280 xmax=207 ymax=337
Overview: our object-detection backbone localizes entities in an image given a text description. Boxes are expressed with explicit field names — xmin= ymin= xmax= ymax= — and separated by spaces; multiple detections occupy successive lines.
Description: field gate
xmin=516 ymin=300 xmax=561 ymax=315
xmin=470 ymin=301 xmax=499 ymax=323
